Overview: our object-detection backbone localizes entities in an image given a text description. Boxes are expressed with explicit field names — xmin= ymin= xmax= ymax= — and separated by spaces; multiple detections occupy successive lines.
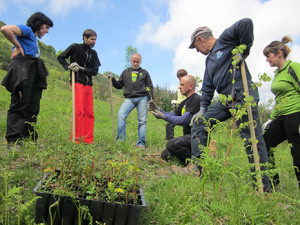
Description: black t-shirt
xmin=174 ymin=93 xmax=201 ymax=135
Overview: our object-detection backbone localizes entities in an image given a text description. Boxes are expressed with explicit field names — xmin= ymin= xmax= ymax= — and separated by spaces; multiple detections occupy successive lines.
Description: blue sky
xmin=1 ymin=0 xmax=300 ymax=102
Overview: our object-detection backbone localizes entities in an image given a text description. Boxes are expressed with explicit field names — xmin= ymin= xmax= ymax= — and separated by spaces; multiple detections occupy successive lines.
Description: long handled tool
xmin=109 ymin=73 xmax=115 ymax=140
xmin=240 ymin=61 xmax=263 ymax=193
xmin=72 ymin=71 xmax=76 ymax=142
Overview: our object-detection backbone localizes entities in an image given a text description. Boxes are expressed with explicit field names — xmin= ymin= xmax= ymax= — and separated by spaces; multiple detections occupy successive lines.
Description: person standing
xmin=171 ymin=18 xmax=271 ymax=191
xmin=149 ymin=75 xmax=201 ymax=165
xmin=165 ymin=69 xmax=188 ymax=141
xmin=57 ymin=29 xmax=100 ymax=144
xmin=108 ymin=53 xmax=153 ymax=149
xmin=262 ymin=36 xmax=300 ymax=188
xmin=1 ymin=12 xmax=53 ymax=146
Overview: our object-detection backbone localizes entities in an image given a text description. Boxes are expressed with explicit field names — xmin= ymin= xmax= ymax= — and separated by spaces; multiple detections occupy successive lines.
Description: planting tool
xmin=72 ymin=71 xmax=76 ymax=142
xmin=109 ymin=73 xmax=115 ymax=139
xmin=240 ymin=61 xmax=263 ymax=193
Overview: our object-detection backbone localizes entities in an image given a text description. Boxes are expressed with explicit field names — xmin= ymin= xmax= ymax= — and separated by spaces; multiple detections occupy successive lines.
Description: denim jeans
xmin=117 ymin=96 xmax=148 ymax=146
xmin=191 ymin=100 xmax=271 ymax=190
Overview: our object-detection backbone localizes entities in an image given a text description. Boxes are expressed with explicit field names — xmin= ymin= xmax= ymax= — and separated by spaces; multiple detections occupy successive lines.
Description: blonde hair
xmin=263 ymin=36 xmax=293 ymax=59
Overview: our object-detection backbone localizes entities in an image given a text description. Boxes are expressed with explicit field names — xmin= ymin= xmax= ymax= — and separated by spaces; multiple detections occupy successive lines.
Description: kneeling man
xmin=148 ymin=75 xmax=201 ymax=164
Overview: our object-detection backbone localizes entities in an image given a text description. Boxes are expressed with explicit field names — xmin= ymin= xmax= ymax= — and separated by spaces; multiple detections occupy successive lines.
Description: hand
xmin=11 ymin=46 xmax=24 ymax=58
xmin=189 ymin=107 xmax=206 ymax=126
xmin=262 ymin=119 xmax=273 ymax=131
xmin=171 ymin=100 xmax=177 ymax=110
xmin=152 ymin=110 xmax=165 ymax=119
xmin=148 ymin=100 xmax=160 ymax=112
xmin=68 ymin=62 xmax=80 ymax=72
xmin=107 ymin=73 xmax=114 ymax=79
xmin=233 ymin=53 xmax=245 ymax=67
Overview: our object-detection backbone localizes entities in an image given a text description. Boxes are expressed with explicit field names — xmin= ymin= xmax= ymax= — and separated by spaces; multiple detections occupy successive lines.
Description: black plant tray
xmin=33 ymin=171 xmax=146 ymax=225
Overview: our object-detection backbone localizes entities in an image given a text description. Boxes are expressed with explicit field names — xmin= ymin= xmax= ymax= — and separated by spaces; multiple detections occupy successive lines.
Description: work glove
xmin=171 ymin=100 xmax=177 ymax=109
xmin=233 ymin=53 xmax=245 ymax=67
xmin=152 ymin=110 xmax=165 ymax=119
xmin=189 ymin=107 xmax=206 ymax=126
xmin=148 ymin=100 xmax=160 ymax=112
xmin=68 ymin=62 xmax=81 ymax=72
xmin=107 ymin=73 xmax=114 ymax=79
xmin=262 ymin=119 xmax=273 ymax=131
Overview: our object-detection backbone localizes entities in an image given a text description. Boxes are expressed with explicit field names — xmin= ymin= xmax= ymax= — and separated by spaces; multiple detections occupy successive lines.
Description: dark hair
xmin=26 ymin=12 xmax=53 ymax=33
xmin=177 ymin=69 xmax=188 ymax=78
xmin=263 ymin=36 xmax=293 ymax=59
xmin=83 ymin=29 xmax=97 ymax=39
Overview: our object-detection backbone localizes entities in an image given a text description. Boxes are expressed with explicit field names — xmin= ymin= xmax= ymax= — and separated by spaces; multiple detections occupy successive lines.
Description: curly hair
xmin=26 ymin=12 xmax=53 ymax=33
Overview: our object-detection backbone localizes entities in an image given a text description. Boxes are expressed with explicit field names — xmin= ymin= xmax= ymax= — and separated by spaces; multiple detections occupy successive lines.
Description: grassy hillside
xmin=1 ymin=67 xmax=300 ymax=224
xmin=0 ymin=22 xmax=299 ymax=224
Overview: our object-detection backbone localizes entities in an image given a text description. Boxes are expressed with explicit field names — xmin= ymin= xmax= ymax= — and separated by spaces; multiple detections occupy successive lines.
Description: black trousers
xmin=161 ymin=134 xmax=191 ymax=164
xmin=165 ymin=122 xmax=175 ymax=141
xmin=6 ymin=64 xmax=42 ymax=143
xmin=263 ymin=111 xmax=300 ymax=187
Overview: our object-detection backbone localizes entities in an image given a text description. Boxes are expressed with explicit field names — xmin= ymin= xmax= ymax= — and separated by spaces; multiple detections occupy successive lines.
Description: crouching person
xmin=148 ymin=75 xmax=201 ymax=165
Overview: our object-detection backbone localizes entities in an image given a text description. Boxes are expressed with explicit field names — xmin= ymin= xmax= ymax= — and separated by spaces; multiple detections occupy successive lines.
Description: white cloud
xmin=47 ymin=0 xmax=95 ymax=15
xmin=138 ymin=0 xmax=300 ymax=103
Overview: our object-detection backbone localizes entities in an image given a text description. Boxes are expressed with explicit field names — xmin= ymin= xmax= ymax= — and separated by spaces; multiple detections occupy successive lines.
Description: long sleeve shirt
xmin=112 ymin=67 xmax=154 ymax=99
xmin=57 ymin=43 xmax=100 ymax=86
xmin=201 ymin=18 xmax=259 ymax=109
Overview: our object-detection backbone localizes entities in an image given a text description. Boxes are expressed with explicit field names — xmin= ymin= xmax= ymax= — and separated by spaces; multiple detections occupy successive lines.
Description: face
xmin=266 ymin=52 xmax=281 ymax=68
xmin=131 ymin=54 xmax=141 ymax=69
xmin=194 ymin=36 xmax=210 ymax=55
xmin=36 ymin=24 xmax=50 ymax=38
xmin=179 ymin=77 xmax=191 ymax=97
xmin=84 ymin=35 xmax=97 ymax=48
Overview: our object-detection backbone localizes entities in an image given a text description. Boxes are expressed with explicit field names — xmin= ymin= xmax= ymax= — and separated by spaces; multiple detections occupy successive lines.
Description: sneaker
xmin=170 ymin=162 xmax=200 ymax=177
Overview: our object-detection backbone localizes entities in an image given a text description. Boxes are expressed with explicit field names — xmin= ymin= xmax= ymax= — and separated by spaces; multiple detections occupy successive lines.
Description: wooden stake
xmin=240 ymin=61 xmax=263 ymax=193
xmin=109 ymin=75 xmax=115 ymax=140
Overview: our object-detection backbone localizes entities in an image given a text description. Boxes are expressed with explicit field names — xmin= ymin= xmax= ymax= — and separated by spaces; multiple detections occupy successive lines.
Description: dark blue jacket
xmin=201 ymin=18 xmax=259 ymax=109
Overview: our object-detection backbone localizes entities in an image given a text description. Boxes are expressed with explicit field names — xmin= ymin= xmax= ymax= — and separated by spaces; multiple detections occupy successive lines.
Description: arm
xmin=145 ymin=71 xmax=154 ymax=99
xmin=111 ymin=71 xmax=125 ymax=89
xmin=222 ymin=18 xmax=254 ymax=58
xmin=57 ymin=44 xmax=75 ymax=70
xmin=82 ymin=66 xmax=99 ymax=76
xmin=81 ymin=50 xmax=100 ymax=76
xmin=164 ymin=111 xmax=193 ymax=126
xmin=0 ymin=25 xmax=24 ymax=58
xmin=200 ymin=71 xmax=215 ymax=110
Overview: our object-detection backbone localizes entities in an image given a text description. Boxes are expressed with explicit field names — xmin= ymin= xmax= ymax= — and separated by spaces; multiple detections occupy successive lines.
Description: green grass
xmin=1 ymin=69 xmax=300 ymax=224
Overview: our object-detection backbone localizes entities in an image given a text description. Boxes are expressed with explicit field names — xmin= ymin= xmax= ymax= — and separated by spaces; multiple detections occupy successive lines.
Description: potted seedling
xmin=33 ymin=144 xmax=146 ymax=225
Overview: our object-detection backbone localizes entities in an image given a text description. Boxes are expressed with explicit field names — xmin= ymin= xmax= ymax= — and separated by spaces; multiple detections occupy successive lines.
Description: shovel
xmin=72 ymin=71 xmax=76 ymax=142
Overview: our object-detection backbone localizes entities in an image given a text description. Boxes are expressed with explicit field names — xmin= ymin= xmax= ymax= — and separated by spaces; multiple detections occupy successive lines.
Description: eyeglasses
xmin=133 ymin=61 xmax=140 ymax=63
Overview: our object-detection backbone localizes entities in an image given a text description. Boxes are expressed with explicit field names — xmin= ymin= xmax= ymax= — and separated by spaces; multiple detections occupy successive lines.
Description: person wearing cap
xmin=171 ymin=18 xmax=271 ymax=192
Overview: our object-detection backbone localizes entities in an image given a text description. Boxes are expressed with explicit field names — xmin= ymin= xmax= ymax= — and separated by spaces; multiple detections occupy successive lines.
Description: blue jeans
xmin=191 ymin=100 xmax=271 ymax=190
xmin=117 ymin=96 xmax=148 ymax=146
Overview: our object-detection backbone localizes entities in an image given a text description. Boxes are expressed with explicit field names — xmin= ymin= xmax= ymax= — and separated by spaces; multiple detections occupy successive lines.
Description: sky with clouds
xmin=1 ymin=0 xmax=300 ymax=103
